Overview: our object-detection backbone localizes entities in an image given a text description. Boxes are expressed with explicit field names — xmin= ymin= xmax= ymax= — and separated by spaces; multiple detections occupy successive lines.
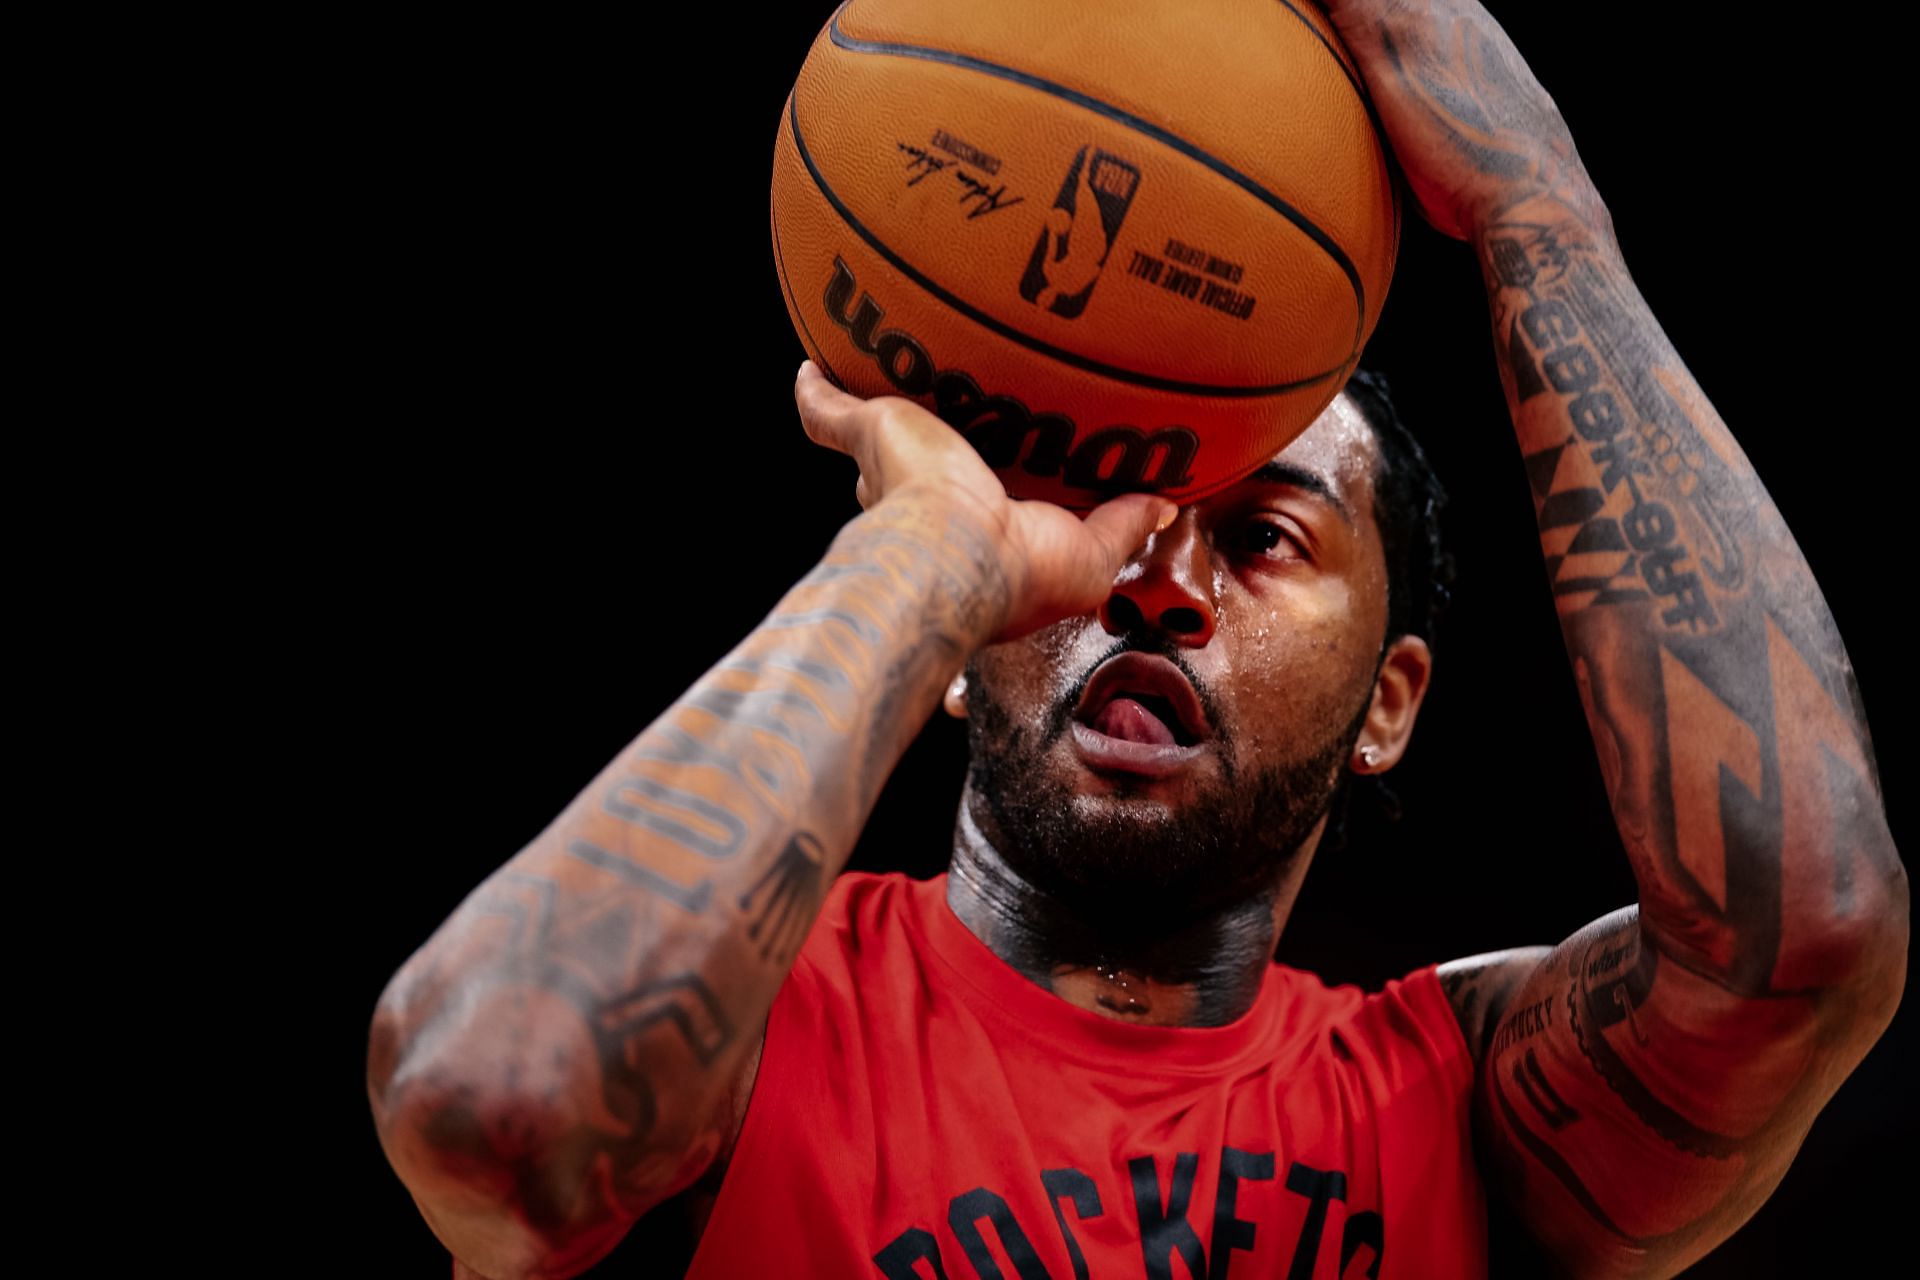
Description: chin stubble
xmin=962 ymin=648 xmax=1373 ymax=921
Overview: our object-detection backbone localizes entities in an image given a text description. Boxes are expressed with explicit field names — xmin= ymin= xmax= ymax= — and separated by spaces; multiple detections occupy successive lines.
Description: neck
xmin=944 ymin=787 xmax=1324 ymax=1027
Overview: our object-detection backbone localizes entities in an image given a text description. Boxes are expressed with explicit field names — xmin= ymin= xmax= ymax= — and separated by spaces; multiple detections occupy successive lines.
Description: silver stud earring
xmin=1357 ymin=745 xmax=1379 ymax=769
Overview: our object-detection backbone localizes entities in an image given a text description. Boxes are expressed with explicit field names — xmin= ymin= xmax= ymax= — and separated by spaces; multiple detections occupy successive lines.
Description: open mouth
xmin=1072 ymin=652 xmax=1213 ymax=749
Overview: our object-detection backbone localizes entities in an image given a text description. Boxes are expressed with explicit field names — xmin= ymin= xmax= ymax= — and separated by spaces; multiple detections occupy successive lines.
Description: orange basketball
xmin=771 ymin=0 xmax=1400 ymax=510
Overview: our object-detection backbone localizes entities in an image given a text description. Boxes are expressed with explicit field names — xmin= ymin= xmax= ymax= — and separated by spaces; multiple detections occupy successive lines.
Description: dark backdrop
xmin=328 ymin=4 xmax=1910 ymax=1274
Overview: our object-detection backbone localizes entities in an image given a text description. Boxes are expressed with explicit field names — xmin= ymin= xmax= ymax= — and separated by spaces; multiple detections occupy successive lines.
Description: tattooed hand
xmin=1317 ymin=0 xmax=1609 ymax=241
xmin=795 ymin=359 xmax=1176 ymax=643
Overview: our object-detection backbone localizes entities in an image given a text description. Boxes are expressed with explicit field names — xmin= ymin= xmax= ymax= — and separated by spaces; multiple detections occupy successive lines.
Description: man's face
xmin=961 ymin=393 xmax=1396 ymax=927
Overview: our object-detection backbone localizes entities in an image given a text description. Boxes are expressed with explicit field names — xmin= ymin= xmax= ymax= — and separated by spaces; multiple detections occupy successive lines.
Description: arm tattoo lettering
xmin=1479 ymin=904 xmax=1844 ymax=1262
xmin=1379 ymin=4 xmax=1906 ymax=1267
xmin=1482 ymin=205 xmax=1900 ymax=998
xmin=738 ymin=832 xmax=826 ymax=965
xmin=371 ymin=498 xmax=1010 ymax=1240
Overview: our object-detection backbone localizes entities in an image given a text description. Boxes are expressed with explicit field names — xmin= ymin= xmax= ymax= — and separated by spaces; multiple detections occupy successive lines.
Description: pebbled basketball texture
xmin=773 ymin=0 xmax=1399 ymax=510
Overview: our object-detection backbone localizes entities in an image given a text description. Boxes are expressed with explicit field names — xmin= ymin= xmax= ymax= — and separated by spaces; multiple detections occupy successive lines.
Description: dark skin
xmin=617 ymin=391 xmax=1445 ymax=1266
xmin=611 ymin=394 xmax=1438 ymax=1269
xmin=944 ymin=393 xmax=1433 ymax=1030
xmin=370 ymin=3 xmax=1905 ymax=1277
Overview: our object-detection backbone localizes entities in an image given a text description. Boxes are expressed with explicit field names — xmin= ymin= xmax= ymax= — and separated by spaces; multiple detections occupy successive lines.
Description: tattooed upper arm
xmin=1437 ymin=944 xmax=1555 ymax=1073
xmin=1467 ymin=903 xmax=1890 ymax=1279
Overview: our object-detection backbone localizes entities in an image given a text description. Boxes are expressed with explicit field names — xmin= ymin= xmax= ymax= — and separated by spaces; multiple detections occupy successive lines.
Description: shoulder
xmin=766 ymin=869 xmax=936 ymax=1031
xmin=1276 ymin=957 xmax=1528 ymax=1099
xmin=1433 ymin=945 xmax=1555 ymax=1074
xmin=1273 ymin=960 xmax=1461 ymax=1068
xmin=795 ymin=869 xmax=923 ymax=968
xmin=817 ymin=867 xmax=918 ymax=923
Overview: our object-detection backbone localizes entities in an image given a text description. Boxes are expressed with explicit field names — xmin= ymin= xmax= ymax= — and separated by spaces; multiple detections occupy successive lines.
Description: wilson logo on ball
xmin=823 ymin=258 xmax=1198 ymax=493
xmin=1018 ymin=147 xmax=1141 ymax=320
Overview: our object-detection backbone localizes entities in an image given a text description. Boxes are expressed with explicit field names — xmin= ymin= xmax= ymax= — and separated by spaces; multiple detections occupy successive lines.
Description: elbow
xmin=1844 ymin=825 xmax=1906 ymax=989
xmin=367 ymin=998 xmax=697 ymax=1278
xmin=1856 ymin=843 xmax=1908 ymax=1029
xmin=1763 ymin=819 xmax=1909 ymax=979
xmin=367 ymin=1000 xmax=588 ymax=1217
xmin=370 ymin=1062 xmax=639 ymax=1280
xmin=1814 ymin=833 xmax=1907 ymax=1043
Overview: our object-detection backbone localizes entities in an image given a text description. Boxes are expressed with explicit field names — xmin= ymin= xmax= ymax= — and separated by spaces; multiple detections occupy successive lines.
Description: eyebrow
xmin=1245 ymin=460 xmax=1355 ymax=529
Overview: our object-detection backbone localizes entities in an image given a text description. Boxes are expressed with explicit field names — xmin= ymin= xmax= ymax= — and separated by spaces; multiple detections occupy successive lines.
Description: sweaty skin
xmin=370 ymin=4 xmax=1906 ymax=1278
xmin=945 ymin=396 xmax=1421 ymax=1029
xmin=368 ymin=371 xmax=1178 ymax=1280
xmin=1315 ymin=1 xmax=1907 ymax=1275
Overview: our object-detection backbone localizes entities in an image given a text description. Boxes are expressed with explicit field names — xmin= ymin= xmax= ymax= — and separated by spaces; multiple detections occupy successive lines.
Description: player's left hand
xmin=1315 ymin=0 xmax=1607 ymax=239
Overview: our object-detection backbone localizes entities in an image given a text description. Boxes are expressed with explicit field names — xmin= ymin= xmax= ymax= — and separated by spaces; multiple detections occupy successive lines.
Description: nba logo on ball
xmin=1019 ymin=147 xmax=1142 ymax=320
xmin=772 ymin=0 xmax=1399 ymax=510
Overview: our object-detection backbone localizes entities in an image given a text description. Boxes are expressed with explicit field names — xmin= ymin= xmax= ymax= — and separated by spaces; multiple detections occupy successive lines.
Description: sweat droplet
xmin=1094 ymin=964 xmax=1151 ymax=1015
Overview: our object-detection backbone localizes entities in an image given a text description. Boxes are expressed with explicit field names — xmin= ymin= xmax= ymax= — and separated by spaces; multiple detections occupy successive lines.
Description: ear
xmin=943 ymin=670 xmax=969 ymax=720
xmin=1351 ymin=635 xmax=1432 ymax=774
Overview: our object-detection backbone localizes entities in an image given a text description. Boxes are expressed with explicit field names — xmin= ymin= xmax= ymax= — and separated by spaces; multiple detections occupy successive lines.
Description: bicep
xmin=1471 ymin=903 xmax=1844 ymax=1279
xmin=1437 ymin=944 xmax=1556 ymax=1066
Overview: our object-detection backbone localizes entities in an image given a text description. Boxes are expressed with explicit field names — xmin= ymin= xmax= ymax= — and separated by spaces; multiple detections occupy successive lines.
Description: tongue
xmin=1093 ymin=697 xmax=1177 ymax=746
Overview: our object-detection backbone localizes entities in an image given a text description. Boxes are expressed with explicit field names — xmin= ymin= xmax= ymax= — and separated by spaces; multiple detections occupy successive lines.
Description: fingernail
xmin=797 ymin=359 xmax=814 ymax=381
xmin=1154 ymin=502 xmax=1177 ymax=532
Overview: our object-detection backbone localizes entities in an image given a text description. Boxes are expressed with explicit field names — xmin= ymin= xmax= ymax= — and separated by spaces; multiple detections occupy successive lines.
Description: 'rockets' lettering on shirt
xmin=872 ymin=1147 xmax=1381 ymax=1279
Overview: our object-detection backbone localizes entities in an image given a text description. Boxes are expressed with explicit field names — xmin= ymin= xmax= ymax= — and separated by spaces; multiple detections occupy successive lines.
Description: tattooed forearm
xmin=1471 ymin=188 xmax=1907 ymax=1280
xmin=1333 ymin=2 xmax=1908 ymax=1272
xmin=738 ymin=832 xmax=827 ymax=965
xmin=367 ymin=493 xmax=1009 ymax=1266
xmin=1369 ymin=2 xmax=1613 ymax=241
xmin=1481 ymin=195 xmax=1903 ymax=998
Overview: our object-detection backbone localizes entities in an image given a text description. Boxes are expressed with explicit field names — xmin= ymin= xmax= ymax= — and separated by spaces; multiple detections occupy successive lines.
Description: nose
xmin=1099 ymin=506 xmax=1216 ymax=646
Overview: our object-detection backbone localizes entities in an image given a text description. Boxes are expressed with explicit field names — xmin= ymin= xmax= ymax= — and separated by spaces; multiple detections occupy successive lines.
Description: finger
xmin=854 ymin=474 xmax=872 ymax=509
xmin=794 ymin=360 xmax=861 ymax=455
xmin=1079 ymin=493 xmax=1178 ymax=572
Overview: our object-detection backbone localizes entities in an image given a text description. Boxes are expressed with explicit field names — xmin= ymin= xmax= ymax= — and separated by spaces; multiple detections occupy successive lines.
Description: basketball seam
xmin=771 ymin=116 xmax=845 ymax=389
xmin=1270 ymin=0 xmax=1405 ymax=257
xmin=1273 ymin=1 xmax=1367 ymax=109
xmin=824 ymin=4 xmax=1367 ymax=366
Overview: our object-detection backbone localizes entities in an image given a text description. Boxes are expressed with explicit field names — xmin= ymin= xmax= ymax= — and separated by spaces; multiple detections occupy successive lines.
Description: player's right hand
xmin=794 ymin=359 xmax=1175 ymax=644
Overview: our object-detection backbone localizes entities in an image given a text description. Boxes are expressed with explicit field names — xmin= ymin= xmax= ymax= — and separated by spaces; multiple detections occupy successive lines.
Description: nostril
xmin=1106 ymin=595 xmax=1145 ymax=632
xmin=1160 ymin=607 xmax=1205 ymax=635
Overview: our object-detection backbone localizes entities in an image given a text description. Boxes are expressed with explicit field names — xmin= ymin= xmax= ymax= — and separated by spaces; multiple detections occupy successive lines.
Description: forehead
xmin=1237 ymin=391 xmax=1380 ymax=521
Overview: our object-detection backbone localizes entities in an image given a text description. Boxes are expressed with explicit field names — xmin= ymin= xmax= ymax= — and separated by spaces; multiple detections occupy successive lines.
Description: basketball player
xmin=369 ymin=2 xmax=1907 ymax=1276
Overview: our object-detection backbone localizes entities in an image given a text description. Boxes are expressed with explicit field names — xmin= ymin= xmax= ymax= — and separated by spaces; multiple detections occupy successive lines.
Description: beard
xmin=961 ymin=638 xmax=1374 ymax=934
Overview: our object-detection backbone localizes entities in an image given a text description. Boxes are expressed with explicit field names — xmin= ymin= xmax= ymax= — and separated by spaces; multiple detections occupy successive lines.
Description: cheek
xmin=1217 ymin=587 xmax=1376 ymax=748
xmin=971 ymin=619 xmax=1092 ymax=712
xmin=1224 ymin=577 xmax=1365 ymax=672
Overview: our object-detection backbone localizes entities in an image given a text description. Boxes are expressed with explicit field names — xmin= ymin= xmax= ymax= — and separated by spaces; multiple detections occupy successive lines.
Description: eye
xmin=1234 ymin=517 xmax=1303 ymax=560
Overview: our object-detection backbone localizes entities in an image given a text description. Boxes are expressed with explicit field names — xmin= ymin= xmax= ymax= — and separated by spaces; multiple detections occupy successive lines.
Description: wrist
xmin=846 ymin=482 xmax=1017 ymax=649
xmin=1468 ymin=175 xmax=1617 ymax=255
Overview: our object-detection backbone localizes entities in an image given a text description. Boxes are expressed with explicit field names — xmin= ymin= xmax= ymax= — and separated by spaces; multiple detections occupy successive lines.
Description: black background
xmin=326 ymin=3 xmax=1911 ymax=1274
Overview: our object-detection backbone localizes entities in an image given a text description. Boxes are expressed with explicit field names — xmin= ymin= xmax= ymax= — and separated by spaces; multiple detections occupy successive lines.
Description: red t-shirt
xmin=684 ymin=871 xmax=1488 ymax=1279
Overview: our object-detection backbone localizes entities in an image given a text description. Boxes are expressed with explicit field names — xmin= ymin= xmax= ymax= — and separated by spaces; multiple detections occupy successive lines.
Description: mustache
xmin=1046 ymin=635 xmax=1226 ymax=745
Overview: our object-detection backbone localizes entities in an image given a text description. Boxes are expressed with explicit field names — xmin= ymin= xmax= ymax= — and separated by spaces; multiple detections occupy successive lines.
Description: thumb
xmin=795 ymin=359 xmax=860 ymax=454
xmin=1079 ymin=493 xmax=1178 ymax=572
